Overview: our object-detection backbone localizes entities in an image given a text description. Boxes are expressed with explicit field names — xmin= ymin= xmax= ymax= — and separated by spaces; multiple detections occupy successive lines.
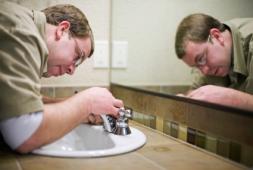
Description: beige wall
xmin=10 ymin=0 xmax=253 ymax=87
xmin=111 ymin=0 xmax=253 ymax=86
xmin=13 ymin=0 xmax=111 ymax=87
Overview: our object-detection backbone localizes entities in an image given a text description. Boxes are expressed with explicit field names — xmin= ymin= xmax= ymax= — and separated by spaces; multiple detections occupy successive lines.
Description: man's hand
xmin=187 ymin=85 xmax=233 ymax=103
xmin=77 ymin=87 xmax=124 ymax=118
xmin=83 ymin=113 xmax=103 ymax=125
xmin=185 ymin=85 xmax=253 ymax=111
xmin=16 ymin=87 xmax=123 ymax=153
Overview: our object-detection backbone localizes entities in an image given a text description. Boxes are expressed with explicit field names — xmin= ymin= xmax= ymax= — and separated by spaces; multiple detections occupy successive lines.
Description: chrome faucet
xmin=101 ymin=107 xmax=133 ymax=135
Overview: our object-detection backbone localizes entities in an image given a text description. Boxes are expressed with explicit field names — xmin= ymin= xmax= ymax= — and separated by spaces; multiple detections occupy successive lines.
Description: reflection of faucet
xmin=101 ymin=107 xmax=133 ymax=135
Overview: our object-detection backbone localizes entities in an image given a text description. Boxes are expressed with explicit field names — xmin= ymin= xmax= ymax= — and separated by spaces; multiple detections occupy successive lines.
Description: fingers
xmin=186 ymin=89 xmax=197 ymax=98
xmin=88 ymin=113 xmax=95 ymax=124
xmin=176 ymin=93 xmax=186 ymax=97
xmin=94 ymin=115 xmax=102 ymax=124
xmin=113 ymin=99 xmax=124 ymax=108
xmin=87 ymin=114 xmax=103 ymax=125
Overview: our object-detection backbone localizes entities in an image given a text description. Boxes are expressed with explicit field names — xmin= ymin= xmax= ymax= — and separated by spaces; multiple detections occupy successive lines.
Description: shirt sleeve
xmin=0 ymin=111 xmax=43 ymax=150
xmin=0 ymin=24 xmax=44 ymax=121
xmin=190 ymin=68 xmax=231 ymax=90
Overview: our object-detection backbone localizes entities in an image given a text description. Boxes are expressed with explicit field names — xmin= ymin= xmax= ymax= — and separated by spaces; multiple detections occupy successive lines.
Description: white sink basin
xmin=32 ymin=124 xmax=146 ymax=157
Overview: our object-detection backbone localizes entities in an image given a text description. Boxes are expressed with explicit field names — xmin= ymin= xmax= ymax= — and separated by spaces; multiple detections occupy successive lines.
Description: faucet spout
xmin=101 ymin=107 xmax=133 ymax=135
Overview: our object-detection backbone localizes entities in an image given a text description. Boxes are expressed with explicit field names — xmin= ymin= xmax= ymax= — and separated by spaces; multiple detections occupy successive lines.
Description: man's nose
xmin=66 ymin=65 xmax=75 ymax=75
xmin=199 ymin=65 xmax=210 ymax=75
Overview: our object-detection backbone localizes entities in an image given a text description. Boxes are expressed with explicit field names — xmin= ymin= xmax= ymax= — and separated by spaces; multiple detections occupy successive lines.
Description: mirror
xmin=110 ymin=0 xmax=253 ymax=105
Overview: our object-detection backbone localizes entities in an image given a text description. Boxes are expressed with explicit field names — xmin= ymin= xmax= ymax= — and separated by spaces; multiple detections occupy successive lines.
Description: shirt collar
xmin=224 ymin=21 xmax=248 ymax=76
xmin=32 ymin=10 xmax=48 ymax=77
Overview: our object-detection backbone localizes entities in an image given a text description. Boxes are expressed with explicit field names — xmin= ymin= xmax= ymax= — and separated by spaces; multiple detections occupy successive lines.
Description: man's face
xmin=182 ymin=34 xmax=231 ymax=77
xmin=45 ymin=23 xmax=92 ymax=77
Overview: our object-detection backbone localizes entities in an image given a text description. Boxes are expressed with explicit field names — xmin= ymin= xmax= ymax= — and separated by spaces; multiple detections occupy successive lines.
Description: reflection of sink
xmin=32 ymin=124 xmax=146 ymax=157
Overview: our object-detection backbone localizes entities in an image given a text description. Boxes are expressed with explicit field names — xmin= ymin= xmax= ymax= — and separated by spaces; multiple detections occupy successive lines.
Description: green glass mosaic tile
xmin=133 ymin=112 xmax=144 ymax=124
xmin=143 ymin=114 xmax=151 ymax=127
xmin=217 ymin=138 xmax=230 ymax=158
xmin=229 ymin=142 xmax=241 ymax=162
xmin=196 ymin=131 xmax=206 ymax=149
xmin=170 ymin=122 xmax=179 ymax=138
xmin=149 ymin=115 xmax=156 ymax=129
xmin=163 ymin=120 xmax=171 ymax=135
xmin=205 ymin=134 xmax=217 ymax=154
xmin=130 ymin=110 xmax=251 ymax=168
xmin=187 ymin=128 xmax=196 ymax=145
xmin=178 ymin=124 xmax=187 ymax=141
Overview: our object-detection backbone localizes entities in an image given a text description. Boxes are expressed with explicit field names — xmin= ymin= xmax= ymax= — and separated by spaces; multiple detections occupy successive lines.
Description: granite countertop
xmin=0 ymin=122 xmax=246 ymax=170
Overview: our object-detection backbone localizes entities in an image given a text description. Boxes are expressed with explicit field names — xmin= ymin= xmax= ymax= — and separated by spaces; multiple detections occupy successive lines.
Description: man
xmin=0 ymin=2 xmax=123 ymax=153
xmin=175 ymin=13 xmax=253 ymax=111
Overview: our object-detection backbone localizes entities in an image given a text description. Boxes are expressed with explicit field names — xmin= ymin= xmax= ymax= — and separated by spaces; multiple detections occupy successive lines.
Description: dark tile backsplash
xmin=111 ymin=83 xmax=253 ymax=167
xmin=41 ymin=84 xmax=253 ymax=167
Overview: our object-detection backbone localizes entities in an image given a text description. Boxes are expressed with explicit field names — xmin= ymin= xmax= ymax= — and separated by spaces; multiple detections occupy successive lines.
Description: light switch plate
xmin=112 ymin=41 xmax=128 ymax=68
xmin=93 ymin=41 xmax=109 ymax=68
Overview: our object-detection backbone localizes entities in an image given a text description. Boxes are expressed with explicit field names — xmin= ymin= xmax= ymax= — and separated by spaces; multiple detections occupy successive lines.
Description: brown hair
xmin=42 ymin=4 xmax=94 ymax=57
xmin=175 ymin=13 xmax=226 ymax=59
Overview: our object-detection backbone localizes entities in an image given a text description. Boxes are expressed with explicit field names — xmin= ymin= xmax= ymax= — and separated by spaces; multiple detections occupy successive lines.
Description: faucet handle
xmin=101 ymin=107 xmax=133 ymax=135
xmin=118 ymin=107 xmax=133 ymax=119
xmin=101 ymin=114 xmax=116 ymax=133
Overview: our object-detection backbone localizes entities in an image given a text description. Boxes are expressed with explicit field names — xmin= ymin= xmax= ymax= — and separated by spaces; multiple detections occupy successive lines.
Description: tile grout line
xmin=15 ymin=159 xmax=23 ymax=170
xmin=132 ymin=120 xmax=247 ymax=169
xmin=133 ymin=152 xmax=167 ymax=170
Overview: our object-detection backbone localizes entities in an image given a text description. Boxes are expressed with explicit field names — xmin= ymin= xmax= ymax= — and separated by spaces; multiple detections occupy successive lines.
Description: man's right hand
xmin=76 ymin=87 xmax=124 ymax=120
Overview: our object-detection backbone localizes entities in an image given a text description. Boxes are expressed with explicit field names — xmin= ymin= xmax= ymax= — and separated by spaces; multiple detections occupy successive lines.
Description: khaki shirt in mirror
xmin=0 ymin=1 xmax=48 ymax=121
xmin=191 ymin=18 xmax=253 ymax=94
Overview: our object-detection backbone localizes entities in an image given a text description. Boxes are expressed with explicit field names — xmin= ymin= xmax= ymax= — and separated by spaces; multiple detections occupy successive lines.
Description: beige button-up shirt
xmin=0 ymin=1 xmax=48 ymax=121
xmin=191 ymin=18 xmax=253 ymax=94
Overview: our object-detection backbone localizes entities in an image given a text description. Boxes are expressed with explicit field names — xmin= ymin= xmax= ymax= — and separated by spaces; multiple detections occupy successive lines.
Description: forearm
xmin=187 ymin=85 xmax=253 ymax=111
xmin=16 ymin=87 xmax=123 ymax=153
xmin=224 ymin=90 xmax=253 ymax=111
xmin=16 ymin=95 xmax=88 ymax=153
xmin=42 ymin=95 xmax=66 ymax=104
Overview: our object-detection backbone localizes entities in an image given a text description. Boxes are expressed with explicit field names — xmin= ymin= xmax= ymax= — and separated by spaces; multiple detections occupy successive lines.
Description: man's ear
xmin=209 ymin=28 xmax=224 ymax=46
xmin=55 ymin=21 xmax=71 ymax=40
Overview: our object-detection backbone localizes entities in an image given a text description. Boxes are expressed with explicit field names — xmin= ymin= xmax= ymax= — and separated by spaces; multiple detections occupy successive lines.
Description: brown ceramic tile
xmin=17 ymin=152 xmax=161 ymax=170
xmin=160 ymin=85 xmax=190 ymax=95
xmin=54 ymin=86 xmax=91 ymax=98
xmin=40 ymin=87 xmax=55 ymax=97
xmin=205 ymin=134 xmax=218 ymax=154
xmin=131 ymin=122 xmax=178 ymax=146
xmin=0 ymin=143 xmax=21 ymax=170
xmin=217 ymin=138 xmax=230 ymax=158
xmin=138 ymin=143 xmax=243 ymax=170
xmin=0 ymin=122 xmax=246 ymax=170
xmin=155 ymin=116 xmax=163 ymax=132
xmin=111 ymin=84 xmax=188 ymax=125
xmin=155 ymin=97 xmax=188 ymax=124
xmin=55 ymin=87 xmax=70 ymax=98
xmin=240 ymin=144 xmax=253 ymax=167
xmin=187 ymin=103 xmax=253 ymax=147
xmin=0 ymin=155 xmax=20 ymax=170
xmin=229 ymin=142 xmax=241 ymax=163
xmin=110 ymin=84 xmax=253 ymax=168
xmin=142 ymin=94 xmax=155 ymax=114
